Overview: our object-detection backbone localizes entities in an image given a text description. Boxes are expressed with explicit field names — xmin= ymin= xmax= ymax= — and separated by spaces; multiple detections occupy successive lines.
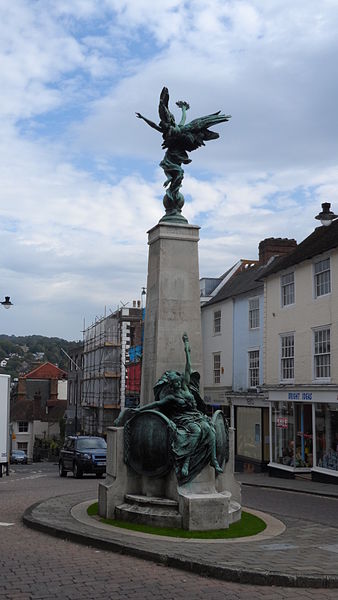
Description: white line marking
xmin=0 ymin=522 xmax=15 ymax=526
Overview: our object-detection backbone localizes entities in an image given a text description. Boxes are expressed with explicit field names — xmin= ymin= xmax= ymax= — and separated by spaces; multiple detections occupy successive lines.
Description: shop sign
xmin=277 ymin=417 xmax=288 ymax=429
xmin=288 ymin=392 xmax=312 ymax=401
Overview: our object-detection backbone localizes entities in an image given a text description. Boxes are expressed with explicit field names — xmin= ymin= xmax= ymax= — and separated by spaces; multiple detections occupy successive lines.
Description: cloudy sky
xmin=1 ymin=0 xmax=338 ymax=340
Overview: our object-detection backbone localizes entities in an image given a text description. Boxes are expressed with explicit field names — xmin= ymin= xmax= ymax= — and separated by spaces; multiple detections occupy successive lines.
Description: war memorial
xmin=22 ymin=90 xmax=338 ymax=592
xmin=98 ymin=87 xmax=241 ymax=530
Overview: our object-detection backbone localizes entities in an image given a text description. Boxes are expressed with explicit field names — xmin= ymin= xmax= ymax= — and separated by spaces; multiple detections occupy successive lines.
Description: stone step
xmin=116 ymin=502 xmax=182 ymax=528
xmin=125 ymin=494 xmax=178 ymax=508
xmin=229 ymin=500 xmax=242 ymax=524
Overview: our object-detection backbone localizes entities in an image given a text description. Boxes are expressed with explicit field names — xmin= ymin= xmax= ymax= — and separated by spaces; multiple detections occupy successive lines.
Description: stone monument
xmin=98 ymin=88 xmax=241 ymax=530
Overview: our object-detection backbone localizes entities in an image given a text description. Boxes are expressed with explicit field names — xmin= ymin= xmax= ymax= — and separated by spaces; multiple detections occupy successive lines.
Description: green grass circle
xmin=87 ymin=502 xmax=266 ymax=539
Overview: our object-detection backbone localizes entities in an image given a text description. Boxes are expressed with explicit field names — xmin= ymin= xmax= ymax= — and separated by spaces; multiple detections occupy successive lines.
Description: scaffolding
xmin=82 ymin=313 xmax=121 ymax=435
xmin=81 ymin=305 xmax=143 ymax=435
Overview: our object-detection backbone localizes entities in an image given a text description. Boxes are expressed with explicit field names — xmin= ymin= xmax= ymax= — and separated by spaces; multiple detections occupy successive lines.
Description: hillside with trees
xmin=0 ymin=334 xmax=82 ymax=379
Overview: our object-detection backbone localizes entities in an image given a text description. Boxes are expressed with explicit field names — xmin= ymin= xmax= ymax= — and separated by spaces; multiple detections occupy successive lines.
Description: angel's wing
xmin=158 ymin=87 xmax=176 ymax=128
xmin=185 ymin=111 xmax=231 ymax=134
xmin=178 ymin=111 xmax=231 ymax=151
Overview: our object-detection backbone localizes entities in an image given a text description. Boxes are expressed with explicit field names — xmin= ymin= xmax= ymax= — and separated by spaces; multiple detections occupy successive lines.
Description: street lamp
xmin=1 ymin=296 xmax=13 ymax=309
xmin=141 ymin=287 xmax=146 ymax=310
xmin=315 ymin=203 xmax=338 ymax=227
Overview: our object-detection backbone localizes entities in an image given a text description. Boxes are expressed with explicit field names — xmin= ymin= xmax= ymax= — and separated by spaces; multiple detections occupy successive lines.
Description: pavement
xmin=23 ymin=471 xmax=338 ymax=589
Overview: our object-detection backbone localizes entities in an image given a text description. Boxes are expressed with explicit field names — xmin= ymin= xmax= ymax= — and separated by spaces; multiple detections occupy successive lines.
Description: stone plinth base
xmin=98 ymin=426 xmax=241 ymax=531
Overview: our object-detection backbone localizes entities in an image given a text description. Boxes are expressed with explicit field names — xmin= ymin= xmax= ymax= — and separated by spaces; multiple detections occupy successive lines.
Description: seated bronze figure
xmin=115 ymin=333 xmax=225 ymax=484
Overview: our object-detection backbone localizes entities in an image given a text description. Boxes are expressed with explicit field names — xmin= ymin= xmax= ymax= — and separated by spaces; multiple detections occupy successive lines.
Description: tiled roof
xmin=11 ymin=399 xmax=67 ymax=422
xmin=23 ymin=362 xmax=67 ymax=380
xmin=259 ymin=221 xmax=338 ymax=278
xmin=203 ymin=263 xmax=268 ymax=307
xmin=11 ymin=399 xmax=34 ymax=421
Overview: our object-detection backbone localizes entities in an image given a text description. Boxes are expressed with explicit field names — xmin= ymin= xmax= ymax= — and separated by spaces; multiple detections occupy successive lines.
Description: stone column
xmin=140 ymin=222 xmax=202 ymax=406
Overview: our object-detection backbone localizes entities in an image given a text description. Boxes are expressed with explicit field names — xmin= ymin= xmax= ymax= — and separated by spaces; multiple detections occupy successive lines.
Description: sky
xmin=1 ymin=0 xmax=338 ymax=341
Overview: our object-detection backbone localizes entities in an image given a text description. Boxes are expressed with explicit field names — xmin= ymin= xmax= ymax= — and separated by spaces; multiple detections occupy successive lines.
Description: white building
xmin=201 ymin=239 xmax=297 ymax=472
xmin=262 ymin=214 xmax=338 ymax=483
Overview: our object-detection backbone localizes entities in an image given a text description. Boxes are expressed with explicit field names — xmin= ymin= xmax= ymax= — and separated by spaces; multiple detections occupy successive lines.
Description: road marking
xmin=16 ymin=474 xmax=47 ymax=481
xmin=0 ymin=522 xmax=15 ymax=526
xmin=0 ymin=474 xmax=47 ymax=483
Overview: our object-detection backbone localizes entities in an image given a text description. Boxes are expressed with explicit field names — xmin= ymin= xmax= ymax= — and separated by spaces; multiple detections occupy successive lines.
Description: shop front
xmin=230 ymin=394 xmax=270 ymax=473
xmin=268 ymin=389 xmax=338 ymax=483
xmin=204 ymin=388 xmax=230 ymax=420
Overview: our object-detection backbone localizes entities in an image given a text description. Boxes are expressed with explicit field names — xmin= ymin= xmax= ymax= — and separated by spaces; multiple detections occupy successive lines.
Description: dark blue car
xmin=59 ymin=436 xmax=107 ymax=478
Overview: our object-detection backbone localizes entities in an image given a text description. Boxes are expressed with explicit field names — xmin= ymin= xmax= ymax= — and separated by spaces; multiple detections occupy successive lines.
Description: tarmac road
xmin=242 ymin=484 xmax=338 ymax=527
xmin=1 ymin=462 xmax=338 ymax=600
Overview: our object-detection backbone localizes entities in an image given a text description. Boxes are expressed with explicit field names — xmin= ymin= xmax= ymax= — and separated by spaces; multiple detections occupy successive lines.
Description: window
xmin=315 ymin=403 xmax=338 ymax=470
xmin=249 ymin=297 xmax=259 ymax=329
xmin=17 ymin=442 xmax=28 ymax=451
xmin=18 ymin=421 xmax=28 ymax=433
xmin=281 ymin=334 xmax=294 ymax=380
xmin=272 ymin=402 xmax=294 ymax=465
xmin=213 ymin=310 xmax=221 ymax=334
xmin=314 ymin=258 xmax=331 ymax=298
xmin=314 ymin=328 xmax=330 ymax=379
xmin=248 ymin=350 xmax=260 ymax=387
xmin=213 ymin=353 xmax=221 ymax=384
xmin=281 ymin=272 xmax=295 ymax=306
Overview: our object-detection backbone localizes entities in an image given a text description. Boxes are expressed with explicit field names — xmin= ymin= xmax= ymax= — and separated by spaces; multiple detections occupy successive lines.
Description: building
xmin=261 ymin=218 xmax=338 ymax=483
xmin=10 ymin=362 xmax=67 ymax=461
xmin=201 ymin=238 xmax=297 ymax=472
xmin=75 ymin=303 xmax=143 ymax=435
xmin=125 ymin=307 xmax=144 ymax=408
xmin=65 ymin=343 xmax=83 ymax=436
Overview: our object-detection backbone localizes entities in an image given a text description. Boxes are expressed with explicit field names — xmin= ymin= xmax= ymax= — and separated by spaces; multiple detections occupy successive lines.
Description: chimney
xmin=33 ymin=391 xmax=42 ymax=420
xmin=259 ymin=238 xmax=297 ymax=265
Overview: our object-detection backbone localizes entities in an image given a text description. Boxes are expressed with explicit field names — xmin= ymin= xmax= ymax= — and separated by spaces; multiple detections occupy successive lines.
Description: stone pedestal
xmin=98 ymin=425 xmax=241 ymax=530
xmin=140 ymin=222 xmax=202 ymax=406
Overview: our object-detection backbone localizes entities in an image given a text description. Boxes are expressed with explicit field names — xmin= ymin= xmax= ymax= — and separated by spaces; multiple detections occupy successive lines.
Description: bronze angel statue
xmin=115 ymin=333 xmax=226 ymax=484
xmin=136 ymin=87 xmax=231 ymax=222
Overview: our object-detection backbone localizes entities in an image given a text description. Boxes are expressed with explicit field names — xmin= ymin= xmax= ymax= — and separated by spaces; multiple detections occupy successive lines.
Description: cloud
xmin=1 ymin=1 xmax=338 ymax=338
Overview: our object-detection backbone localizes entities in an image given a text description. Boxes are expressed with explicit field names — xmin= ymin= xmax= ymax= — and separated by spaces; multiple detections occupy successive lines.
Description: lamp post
xmin=1 ymin=296 xmax=13 ymax=309
xmin=315 ymin=203 xmax=338 ymax=226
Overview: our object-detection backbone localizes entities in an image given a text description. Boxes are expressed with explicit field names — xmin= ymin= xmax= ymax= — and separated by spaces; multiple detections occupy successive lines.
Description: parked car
xmin=11 ymin=450 xmax=28 ymax=464
xmin=59 ymin=436 xmax=107 ymax=478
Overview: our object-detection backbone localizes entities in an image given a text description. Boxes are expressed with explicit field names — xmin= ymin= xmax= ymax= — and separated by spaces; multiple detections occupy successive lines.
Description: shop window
xmin=314 ymin=328 xmax=330 ymax=379
xmin=272 ymin=402 xmax=313 ymax=468
xmin=314 ymin=257 xmax=331 ymax=298
xmin=272 ymin=402 xmax=295 ymax=465
xmin=213 ymin=310 xmax=221 ymax=334
xmin=280 ymin=334 xmax=294 ymax=380
xmin=295 ymin=404 xmax=313 ymax=467
xmin=281 ymin=272 xmax=295 ymax=306
xmin=249 ymin=297 xmax=259 ymax=329
xmin=213 ymin=353 xmax=221 ymax=384
xmin=236 ymin=407 xmax=262 ymax=460
xmin=315 ymin=403 xmax=338 ymax=471
xmin=18 ymin=421 xmax=28 ymax=433
xmin=248 ymin=350 xmax=259 ymax=388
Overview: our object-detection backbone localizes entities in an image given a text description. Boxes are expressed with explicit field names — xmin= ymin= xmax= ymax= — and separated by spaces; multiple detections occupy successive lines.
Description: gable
xmin=24 ymin=362 xmax=67 ymax=380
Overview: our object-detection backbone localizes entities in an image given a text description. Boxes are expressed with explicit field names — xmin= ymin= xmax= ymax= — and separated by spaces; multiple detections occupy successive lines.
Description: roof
xmin=23 ymin=362 xmax=67 ymax=380
xmin=260 ymin=221 xmax=338 ymax=279
xmin=203 ymin=262 xmax=269 ymax=307
xmin=11 ymin=398 xmax=67 ymax=422
xmin=11 ymin=399 xmax=34 ymax=421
